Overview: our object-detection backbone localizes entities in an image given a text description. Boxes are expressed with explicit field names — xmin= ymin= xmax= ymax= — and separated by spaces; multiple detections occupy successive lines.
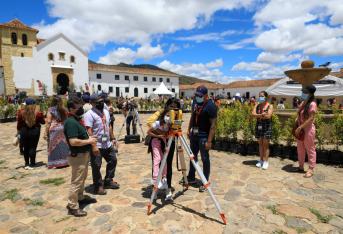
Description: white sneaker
xmin=256 ymin=160 xmax=263 ymax=168
xmin=165 ymin=189 xmax=173 ymax=202
xmin=24 ymin=166 xmax=33 ymax=170
xmin=158 ymin=178 xmax=168 ymax=190
xmin=262 ymin=161 xmax=269 ymax=170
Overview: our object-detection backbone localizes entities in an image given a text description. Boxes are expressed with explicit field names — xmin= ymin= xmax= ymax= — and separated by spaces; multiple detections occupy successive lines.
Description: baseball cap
xmin=90 ymin=93 xmax=101 ymax=102
xmin=195 ymin=85 xmax=208 ymax=97
xmin=25 ymin=97 xmax=36 ymax=105
xmin=82 ymin=94 xmax=90 ymax=103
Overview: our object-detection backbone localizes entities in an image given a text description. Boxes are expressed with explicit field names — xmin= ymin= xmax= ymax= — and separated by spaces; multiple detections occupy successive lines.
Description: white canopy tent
xmin=153 ymin=82 xmax=174 ymax=96
xmin=266 ymin=75 xmax=343 ymax=97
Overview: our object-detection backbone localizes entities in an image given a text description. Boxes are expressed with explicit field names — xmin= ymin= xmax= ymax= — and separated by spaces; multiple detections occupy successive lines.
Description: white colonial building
xmin=89 ymin=62 xmax=179 ymax=98
xmin=12 ymin=33 xmax=89 ymax=96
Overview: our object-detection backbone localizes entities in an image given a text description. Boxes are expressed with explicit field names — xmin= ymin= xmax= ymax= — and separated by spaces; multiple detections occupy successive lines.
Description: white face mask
xmin=164 ymin=116 xmax=170 ymax=124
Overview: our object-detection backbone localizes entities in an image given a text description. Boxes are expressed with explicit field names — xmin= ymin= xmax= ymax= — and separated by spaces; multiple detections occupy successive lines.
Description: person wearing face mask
xmin=185 ymin=85 xmax=218 ymax=192
xmin=252 ymin=91 xmax=273 ymax=170
xmin=146 ymin=98 xmax=181 ymax=201
xmin=295 ymin=85 xmax=317 ymax=178
xmin=147 ymin=110 xmax=171 ymax=196
xmin=64 ymin=96 xmax=98 ymax=217
xmin=84 ymin=94 xmax=120 ymax=195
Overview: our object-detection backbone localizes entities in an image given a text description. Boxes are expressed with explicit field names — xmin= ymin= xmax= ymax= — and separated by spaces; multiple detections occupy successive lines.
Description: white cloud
xmin=98 ymin=44 xmax=163 ymax=64
xmin=329 ymin=61 xmax=343 ymax=71
xmin=257 ymin=52 xmax=304 ymax=63
xmin=221 ymin=38 xmax=255 ymax=50
xmin=158 ymin=59 xmax=228 ymax=82
xmin=253 ymin=0 xmax=343 ymax=56
xmin=176 ymin=30 xmax=239 ymax=42
xmin=231 ymin=61 xmax=271 ymax=71
xmin=34 ymin=0 xmax=257 ymax=51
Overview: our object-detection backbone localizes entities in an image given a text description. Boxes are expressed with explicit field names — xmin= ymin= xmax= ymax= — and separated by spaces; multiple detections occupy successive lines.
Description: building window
xmin=109 ymin=86 xmax=113 ymax=93
xmin=181 ymin=92 xmax=185 ymax=97
xmin=166 ymin=78 xmax=170 ymax=83
xmin=70 ymin=55 xmax=75 ymax=63
xmin=59 ymin=52 xmax=65 ymax=61
xmin=96 ymin=73 xmax=102 ymax=79
xmin=159 ymin=78 xmax=163 ymax=82
xmin=48 ymin=53 xmax=54 ymax=61
xmin=144 ymin=88 xmax=148 ymax=93
xmin=115 ymin=75 xmax=120 ymax=80
xmin=125 ymin=87 xmax=129 ymax=93
xmin=20 ymin=53 xmax=24 ymax=57
xmin=11 ymin=32 xmax=17 ymax=44
xmin=22 ymin=34 xmax=28 ymax=46
xmin=153 ymin=88 xmax=156 ymax=91
xmin=97 ymin=85 xmax=102 ymax=91
xmin=227 ymin=92 xmax=231 ymax=99
xmin=152 ymin=77 xmax=156 ymax=82
xmin=144 ymin=77 xmax=147 ymax=82
xmin=133 ymin=76 xmax=138 ymax=81
xmin=125 ymin=75 xmax=129 ymax=81
xmin=172 ymin=88 xmax=175 ymax=92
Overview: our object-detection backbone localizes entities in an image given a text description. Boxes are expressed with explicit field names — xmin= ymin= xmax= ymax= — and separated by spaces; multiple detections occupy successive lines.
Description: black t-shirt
xmin=192 ymin=99 xmax=217 ymax=135
xmin=64 ymin=116 xmax=91 ymax=154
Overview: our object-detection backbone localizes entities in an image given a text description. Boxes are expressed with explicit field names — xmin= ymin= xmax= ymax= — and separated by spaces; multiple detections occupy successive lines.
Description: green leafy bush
xmin=271 ymin=114 xmax=282 ymax=145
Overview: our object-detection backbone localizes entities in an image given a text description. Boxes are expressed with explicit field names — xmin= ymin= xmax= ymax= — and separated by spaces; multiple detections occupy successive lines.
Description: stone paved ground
xmin=0 ymin=114 xmax=343 ymax=234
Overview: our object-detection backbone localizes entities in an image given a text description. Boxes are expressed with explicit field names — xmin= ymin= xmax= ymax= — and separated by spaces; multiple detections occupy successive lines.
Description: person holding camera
xmin=122 ymin=99 xmax=138 ymax=135
xmin=186 ymin=85 xmax=217 ymax=192
xmin=64 ymin=96 xmax=97 ymax=217
xmin=84 ymin=94 xmax=120 ymax=195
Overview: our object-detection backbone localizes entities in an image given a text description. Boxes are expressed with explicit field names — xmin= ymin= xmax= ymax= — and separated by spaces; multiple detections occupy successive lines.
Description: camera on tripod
xmin=169 ymin=108 xmax=183 ymax=131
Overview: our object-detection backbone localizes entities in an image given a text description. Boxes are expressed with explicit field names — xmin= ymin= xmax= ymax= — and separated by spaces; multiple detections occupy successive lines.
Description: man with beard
xmin=84 ymin=94 xmax=120 ymax=195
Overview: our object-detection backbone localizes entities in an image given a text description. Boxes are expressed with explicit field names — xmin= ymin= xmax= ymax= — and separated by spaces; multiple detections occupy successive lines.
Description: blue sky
xmin=1 ymin=0 xmax=343 ymax=83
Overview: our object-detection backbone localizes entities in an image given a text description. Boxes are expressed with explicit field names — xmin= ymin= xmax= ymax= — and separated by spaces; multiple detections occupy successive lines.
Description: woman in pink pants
xmin=294 ymin=85 xmax=317 ymax=178
xmin=147 ymin=110 xmax=171 ymax=190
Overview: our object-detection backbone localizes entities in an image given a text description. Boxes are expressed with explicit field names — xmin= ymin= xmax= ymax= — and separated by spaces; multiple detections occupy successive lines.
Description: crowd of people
xmin=13 ymin=83 xmax=320 ymax=217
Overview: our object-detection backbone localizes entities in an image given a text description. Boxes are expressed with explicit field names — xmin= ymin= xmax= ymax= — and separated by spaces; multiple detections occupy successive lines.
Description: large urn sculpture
xmin=284 ymin=60 xmax=331 ymax=86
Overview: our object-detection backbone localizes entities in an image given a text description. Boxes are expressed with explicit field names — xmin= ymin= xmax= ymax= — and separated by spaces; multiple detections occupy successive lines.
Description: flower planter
xmin=239 ymin=144 xmax=248 ymax=156
xmin=247 ymin=142 xmax=258 ymax=155
xmin=329 ymin=150 xmax=343 ymax=164
xmin=222 ymin=140 xmax=230 ymax=152
xmin=0 ymin=117 xmax=16 ymax=123
xmin=317 ymin=149 xmax=330 ymax=164
xmin=271 ymin=144 xmax=283 ymax=157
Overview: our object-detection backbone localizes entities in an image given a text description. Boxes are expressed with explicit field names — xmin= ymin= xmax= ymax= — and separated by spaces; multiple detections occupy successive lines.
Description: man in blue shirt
xmin=186 ymin=85 xmax=218 ymax=192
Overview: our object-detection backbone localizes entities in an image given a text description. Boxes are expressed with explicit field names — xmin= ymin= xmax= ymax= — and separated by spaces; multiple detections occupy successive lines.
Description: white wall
xmin=89 ymin=70 xmax=179 ymax=98
xmin=180 ymin=86 xmax=270 ymax=99
xmin=12 ymin=35 xmax=88 ymax=95
xmin=0 ymin=67 xmax=4 ymax=95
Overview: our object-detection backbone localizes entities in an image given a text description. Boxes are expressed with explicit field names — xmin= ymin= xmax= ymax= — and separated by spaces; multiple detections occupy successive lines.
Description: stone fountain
xmin=284 ymin=60 xmax=331 ymax=87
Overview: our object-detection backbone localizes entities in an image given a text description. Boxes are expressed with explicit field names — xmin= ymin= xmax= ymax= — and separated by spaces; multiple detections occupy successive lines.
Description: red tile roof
xmin=331 ymin=69 xmax=343 ymax=78
xmin=0 ymin=19 xmax=38 ymax=33
xmin=36 ymin=38 xmax=45 ymax=44
xmin=89 ymin=62 xmax=179 ymax=77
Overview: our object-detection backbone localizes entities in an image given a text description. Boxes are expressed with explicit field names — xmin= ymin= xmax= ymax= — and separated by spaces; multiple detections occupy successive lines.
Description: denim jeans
xmin=187 ymin=135 xmax=210 ymax=181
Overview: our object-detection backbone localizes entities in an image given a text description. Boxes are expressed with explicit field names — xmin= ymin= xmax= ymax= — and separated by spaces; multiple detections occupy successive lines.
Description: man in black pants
xmin=84 ymin=94 xmax=120 ymax=195
xmin=186 ymin=85 xmax=217 ymax=192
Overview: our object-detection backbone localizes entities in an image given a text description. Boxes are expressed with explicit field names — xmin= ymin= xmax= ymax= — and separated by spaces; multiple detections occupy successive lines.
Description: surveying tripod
xmin=117 ymin=109 xmax=145 ymax=140
xmin=146 ymin=113 xmax=227 ymax=225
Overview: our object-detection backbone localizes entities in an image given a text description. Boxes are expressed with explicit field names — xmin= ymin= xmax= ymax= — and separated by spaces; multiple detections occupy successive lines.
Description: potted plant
xmin=282 ymin=114 xmax=297 ymax=160
xmin=315 ymin=111 xmax=329 ymax=164
xmin=271 ymin=114 xmax=282 ymax=157
xmin=331 ymin=112 xmax=343 ymax=164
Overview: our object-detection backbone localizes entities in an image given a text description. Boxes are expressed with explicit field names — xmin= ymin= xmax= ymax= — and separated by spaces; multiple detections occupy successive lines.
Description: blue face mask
xmin=258 ymin=97 xmax=266 ymax=103
xmin=301 ymin=93 xmax=309 ymax=101
xmin=195 ymin=96 xmax=204 ymax=104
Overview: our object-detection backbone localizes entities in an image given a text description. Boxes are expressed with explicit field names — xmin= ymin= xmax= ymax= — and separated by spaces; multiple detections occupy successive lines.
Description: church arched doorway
xmin=56 ymin=73 xmax=69 ymax=95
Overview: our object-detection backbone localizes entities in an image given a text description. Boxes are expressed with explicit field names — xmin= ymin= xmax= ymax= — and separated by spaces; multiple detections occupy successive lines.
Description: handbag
xmin=12 ymin=134 xmax=19 ymax=146
xmin=292 ymin=119 xmax=305 ymax=141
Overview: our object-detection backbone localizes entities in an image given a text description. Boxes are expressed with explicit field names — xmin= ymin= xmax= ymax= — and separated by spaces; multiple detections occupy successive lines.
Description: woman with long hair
xmin=252 ymin=91 xmax=273 ymax=170
xmin=44 ymin=96 xmax=69 ymax=168
xmin=294 ymin=85 xmax=317 ymax=178
xmin=17 ymin=98 xmax=45 ymax=169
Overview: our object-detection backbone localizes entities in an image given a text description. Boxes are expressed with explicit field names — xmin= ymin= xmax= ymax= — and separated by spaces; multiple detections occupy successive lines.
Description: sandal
xmin=304 ymin=170 xmax=314 ymax=178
